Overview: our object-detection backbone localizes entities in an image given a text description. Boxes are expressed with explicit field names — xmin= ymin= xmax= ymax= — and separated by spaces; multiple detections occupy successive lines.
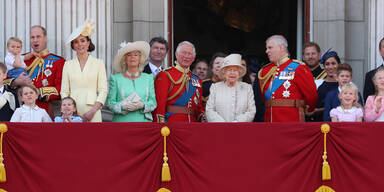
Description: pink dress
xmin=330 ymin=106 xmax=363 ymax=122
xmin=364 ymin=95 xmax=384 ymax=122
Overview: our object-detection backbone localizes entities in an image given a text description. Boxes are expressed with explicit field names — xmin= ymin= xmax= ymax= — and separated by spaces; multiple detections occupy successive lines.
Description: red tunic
xmin=153 ymin=65 xmax=204 ymax=122
xmin=259 ymin=58 xmax=317 ymax=122
xmin=24 ymin=50 xmax=65 ymax=114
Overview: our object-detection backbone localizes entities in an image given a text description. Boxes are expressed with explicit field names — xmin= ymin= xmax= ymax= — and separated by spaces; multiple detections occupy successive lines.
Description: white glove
xmin=121 ymin=92 xmax=144 ymax=111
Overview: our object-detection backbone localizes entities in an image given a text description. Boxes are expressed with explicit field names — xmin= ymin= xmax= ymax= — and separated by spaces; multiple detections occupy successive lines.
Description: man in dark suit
xmin=364 ymin=37 xmax=384 ymax=102
xmin=143 ymin=37 xmax=169 ymax=76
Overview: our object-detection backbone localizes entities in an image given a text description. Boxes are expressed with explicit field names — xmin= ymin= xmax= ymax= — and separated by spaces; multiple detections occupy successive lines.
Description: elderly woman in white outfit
xmin=206 ymin=54 xmax=256 ymax=122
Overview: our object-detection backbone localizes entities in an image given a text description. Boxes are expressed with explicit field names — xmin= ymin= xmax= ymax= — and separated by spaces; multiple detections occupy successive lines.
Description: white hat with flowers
xmin=113 ymin=41 xmax=150 ymax=73
xmin=65 ymin=19 xmax=95 ymax=45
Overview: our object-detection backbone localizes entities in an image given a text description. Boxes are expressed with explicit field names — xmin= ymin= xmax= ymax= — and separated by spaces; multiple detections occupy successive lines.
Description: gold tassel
xmin=0 ymin=189 xmax=8 ymax=192
xmin=315 ymin=185 xmax=335 ymax=192
xmin=161 ymin=126 xmax=171 ymax=182
xmin=157 ymin=187 xmax=171 ymax=192
xmin=321 ymin=124 xmax=331 ymax=181
xmin=0 ymin=124 xmax=8 ymax=183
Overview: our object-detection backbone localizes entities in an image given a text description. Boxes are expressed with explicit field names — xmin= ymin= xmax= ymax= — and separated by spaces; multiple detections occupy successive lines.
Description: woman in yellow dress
xmin=61 ymin=20 xmax=108 ymax=122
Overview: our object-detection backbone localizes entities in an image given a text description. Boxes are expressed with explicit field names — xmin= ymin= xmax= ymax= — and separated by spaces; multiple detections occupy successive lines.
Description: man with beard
xmin=259 ymin=35 xmax=317 ymax=122
xmin=143 ymin=37 xmax=168 ymax=77
xmin=302 ymin=42 xmax=326 ymax=80
xmin=364 ymin=37 xmax=384 ymax=102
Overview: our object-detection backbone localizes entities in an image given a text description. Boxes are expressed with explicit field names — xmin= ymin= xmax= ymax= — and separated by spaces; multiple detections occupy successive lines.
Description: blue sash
xmin=28 ymin=55 xmax=60 ymax=79
xmin=264 ymin=62 xmax=300 ymax=100
xmin=165 ymin=74 xmax=199 ymax=121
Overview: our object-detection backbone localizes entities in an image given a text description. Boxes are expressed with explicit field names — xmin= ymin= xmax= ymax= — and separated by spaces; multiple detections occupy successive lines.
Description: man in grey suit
xmin=143 ymin=37 xmax=169 ymax=76
xmin=364 ymin=37 xmax=384 ymax=102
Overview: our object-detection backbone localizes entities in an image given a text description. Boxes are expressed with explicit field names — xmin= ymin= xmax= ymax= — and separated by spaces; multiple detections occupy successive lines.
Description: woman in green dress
xmin=106 ymin=41 xmax=157 ymax=122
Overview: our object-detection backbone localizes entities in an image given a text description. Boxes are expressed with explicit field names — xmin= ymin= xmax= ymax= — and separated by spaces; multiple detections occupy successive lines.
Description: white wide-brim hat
xmin=65 ymin=19 xmax=95 ymax=45
xmin=113 ymin=41 xmax=150 ymax=73
xmin=218 ymin=54 xmax=246 ymax=80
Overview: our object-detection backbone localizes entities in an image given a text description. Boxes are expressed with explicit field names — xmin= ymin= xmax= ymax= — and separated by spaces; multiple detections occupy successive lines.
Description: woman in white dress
xmin=206 ymin=54 xmax=256 ymax=122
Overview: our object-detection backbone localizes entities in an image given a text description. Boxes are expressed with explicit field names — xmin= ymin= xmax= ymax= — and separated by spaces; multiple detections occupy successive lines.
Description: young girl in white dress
xmin=10 ymin=85 xmax=52 ymax=122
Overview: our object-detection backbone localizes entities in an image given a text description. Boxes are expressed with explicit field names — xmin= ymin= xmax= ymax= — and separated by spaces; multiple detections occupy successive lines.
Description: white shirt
xmin=0 ymin=85 xmax=4 ymax=95
xmin=10 ymin=104 xmax=52 ymax=122
xmin=148 ymin=62 xmax=162 ymax=76
xmin=4 ymin=52 xmax=26 ymax=71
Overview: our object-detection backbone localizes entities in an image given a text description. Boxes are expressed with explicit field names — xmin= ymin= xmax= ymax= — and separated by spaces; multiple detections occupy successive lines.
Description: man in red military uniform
xmin=258 ymin=35 xmax=317 ymax=122
xmin=153 ymin=41 xmax=205 ymax=122
xmin=24 ymin=26 xmax=65 ymax=118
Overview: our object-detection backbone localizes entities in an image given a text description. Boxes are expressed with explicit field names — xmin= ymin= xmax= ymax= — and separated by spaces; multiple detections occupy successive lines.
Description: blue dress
xmin=54 ymin=116 xmax=83 ymax=122
xmin=315 ymin=81 xmax=338 ymax=121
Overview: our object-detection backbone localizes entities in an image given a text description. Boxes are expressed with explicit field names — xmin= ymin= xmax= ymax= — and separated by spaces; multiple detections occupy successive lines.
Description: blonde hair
xmin=7 ymin=37 xmax=22 ymax=47
xmin=373 ymin=67 xmax=384 ymax=96
xmin=18 ymin=85 xmax=39 ymax=104
xmin=339 ymin=83 xmax=361 ymax=108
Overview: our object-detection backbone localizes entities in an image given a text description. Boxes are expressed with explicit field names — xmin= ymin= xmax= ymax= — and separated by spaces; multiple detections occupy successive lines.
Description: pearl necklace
xmin=126 ymin=71 xmax=140 ymax=78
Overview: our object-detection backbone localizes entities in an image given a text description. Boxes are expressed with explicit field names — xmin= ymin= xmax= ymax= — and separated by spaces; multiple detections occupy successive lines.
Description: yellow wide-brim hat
xmin=113 ymin=41 xmax=150 ymax=73
xmin=218 ymin=53 xmax=246 ymax=79
xmin=65 ymin=19 xmax=95 ymax=45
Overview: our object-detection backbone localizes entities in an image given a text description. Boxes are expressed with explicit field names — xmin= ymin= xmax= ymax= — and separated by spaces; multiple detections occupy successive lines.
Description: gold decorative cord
xmin=315 ymin=124 xmax=335 ymax=192
xmin=161 ymin=126 xmax=171 ymax=182
xmin=258 ymin=66 xmax=277 ymax=94
xmin=0 ymin=123 xmax=8 ymax=183
xmin=26 ymin=57 xmax=45 ymax=78
xmin=165 ymin=71 xmax=189 ymax=101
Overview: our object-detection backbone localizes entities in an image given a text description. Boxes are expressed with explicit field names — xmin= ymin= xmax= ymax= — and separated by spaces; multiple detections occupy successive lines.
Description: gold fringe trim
xmin=0 ymin=188 xmax=8 ymax=192
xmin=157 ymin=188 xmax=171 ymax=192
xmin=0 ymin=124 xmax=8 ymax=183
xmin=161 ymin=126 xmax=171 ymax=182
xmin=315 ymin=185 xmax=335 ymax=192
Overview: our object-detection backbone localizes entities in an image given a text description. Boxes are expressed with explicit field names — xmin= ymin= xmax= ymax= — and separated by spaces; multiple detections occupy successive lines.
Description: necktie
xmin=155 ymin=68 xmax=161 ymax=76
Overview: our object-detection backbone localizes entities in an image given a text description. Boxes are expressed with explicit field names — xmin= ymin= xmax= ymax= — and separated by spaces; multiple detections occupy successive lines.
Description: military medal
xmin=44 ymin=69 xmax=52 ymax=77
xmin=42 ymin=79 xmax=49 ymax=86
xmin=191 ymin=78 xmax=201 ymax=87
xmin=194 ymin=96 xmax=199 ymax=105
xmin=282 ymin=80 xmax=291 ymax=98
xmin=195 ymin=89 xmax=200 ymax=99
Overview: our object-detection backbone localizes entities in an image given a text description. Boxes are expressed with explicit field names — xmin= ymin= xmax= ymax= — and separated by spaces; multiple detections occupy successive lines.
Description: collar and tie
xmin=154 ymin=68 xmax=162 ymax=76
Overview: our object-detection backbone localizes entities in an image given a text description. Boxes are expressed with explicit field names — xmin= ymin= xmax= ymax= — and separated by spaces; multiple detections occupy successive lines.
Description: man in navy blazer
xmin=143 ymin=37 xmax=169 ymax=77
xmin=364 ymin=37 xmax=384 ymax=102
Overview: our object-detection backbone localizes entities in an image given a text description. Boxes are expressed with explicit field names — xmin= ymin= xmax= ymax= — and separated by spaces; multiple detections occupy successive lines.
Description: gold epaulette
xmin=293 ymin=59 xmax=306 ymax=65
xmin=40 ymin=87 xmax=58 ymax=99
xmin=2 ymin=79 xmax=13 ymax=87
xmin=316 ymin=70 xmax=327 ymax=80
xmin=258 ymin=63 xmax=276 ymax=94
xmin=202 ymin=79 xmax=210 ymax=83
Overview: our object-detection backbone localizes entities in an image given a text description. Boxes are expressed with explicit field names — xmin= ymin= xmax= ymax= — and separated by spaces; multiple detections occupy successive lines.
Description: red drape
xmin=0 ymin=122 xmax=384 ymax=191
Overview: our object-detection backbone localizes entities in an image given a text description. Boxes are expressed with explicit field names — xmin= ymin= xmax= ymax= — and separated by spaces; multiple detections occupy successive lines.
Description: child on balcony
xmin=323 ymin=63 xmax=363 ymax=121
xmin=10 ymin=85 xmax=52 ymax=122
xmin=365 ymin=67 xmax=384 ymax=121
xmin=330 ymin=83 xmax=363 ymax=122
xmin=54 ymin=97 xmax=82 ymax=122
